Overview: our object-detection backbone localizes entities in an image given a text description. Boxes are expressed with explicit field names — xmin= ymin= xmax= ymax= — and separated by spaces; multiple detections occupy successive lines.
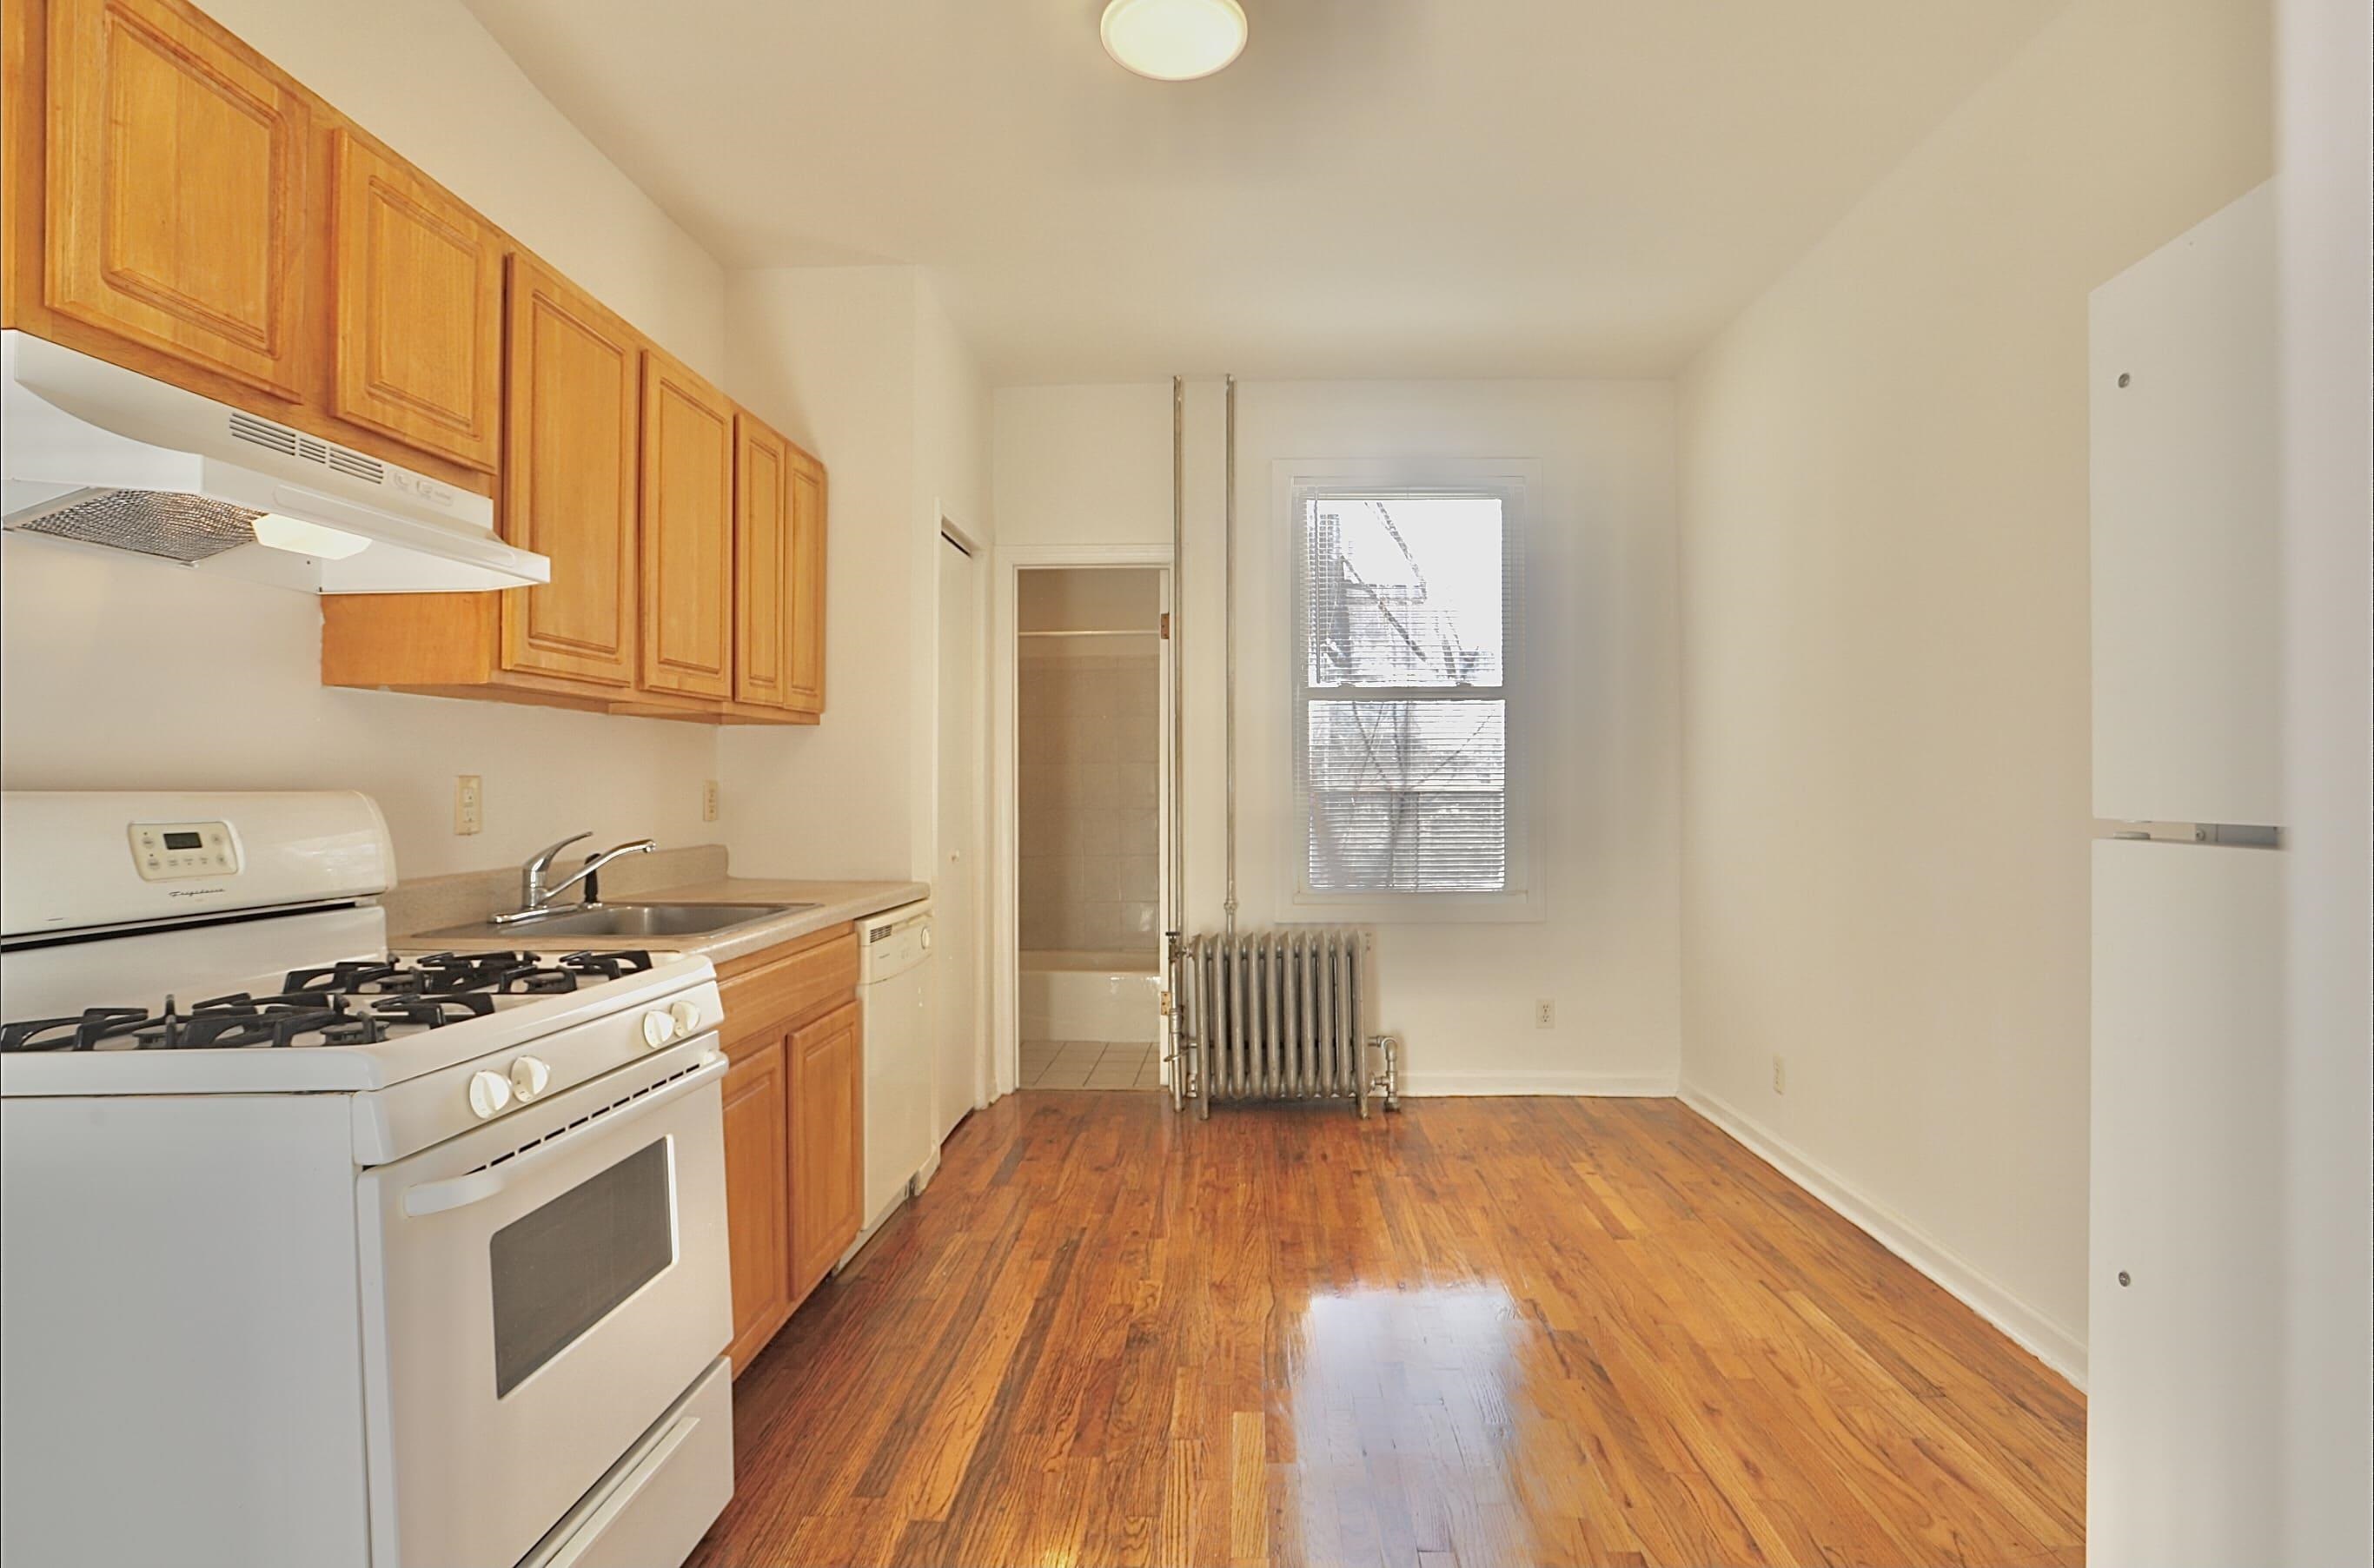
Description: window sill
xmin=1281 ymin=889 xmax=1547 ymax=925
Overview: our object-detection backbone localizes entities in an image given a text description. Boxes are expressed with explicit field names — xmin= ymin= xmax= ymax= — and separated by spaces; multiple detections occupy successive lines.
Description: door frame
xmin=934 ymin=516 xmax=991 ymax=1142
xmin=989 ymin=543 xmax=1176 ymax=1099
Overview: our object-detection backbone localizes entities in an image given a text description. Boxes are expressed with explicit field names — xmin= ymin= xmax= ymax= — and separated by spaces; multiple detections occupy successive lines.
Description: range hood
xmin=0 ymin=330 xmax=548 ymax=593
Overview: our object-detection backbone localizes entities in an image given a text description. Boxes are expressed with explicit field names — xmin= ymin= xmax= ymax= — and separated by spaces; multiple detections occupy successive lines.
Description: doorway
xmin=1011 ymin=565 xmax=1168 ymax=1091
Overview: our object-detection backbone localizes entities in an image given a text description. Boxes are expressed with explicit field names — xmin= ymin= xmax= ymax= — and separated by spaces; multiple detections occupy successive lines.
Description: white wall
xmin=995 ymin=379 xmax=1682 ymax=1093
xmin=1674 ymin=0 xmax=2273 ymax=1380
xmin=718 ymin=268 xmax=991 ymax=883
xmin=0 ymin=0 xmax=731 ymax=880
xmin=2274 ymin=0 xmax=2373 ymax=1559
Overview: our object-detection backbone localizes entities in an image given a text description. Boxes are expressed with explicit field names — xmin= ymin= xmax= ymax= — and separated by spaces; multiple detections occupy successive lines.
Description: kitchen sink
xmin=421 ymin=901 xmax=814 ymax=942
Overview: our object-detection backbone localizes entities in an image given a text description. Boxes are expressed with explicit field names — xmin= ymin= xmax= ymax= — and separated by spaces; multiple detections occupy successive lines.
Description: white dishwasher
xmin=857 ymin=901 xmax=935 ymax=1241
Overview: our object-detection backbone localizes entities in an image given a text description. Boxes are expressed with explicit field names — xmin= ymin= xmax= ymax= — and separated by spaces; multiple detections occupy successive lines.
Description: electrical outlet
xmin=1773 ymin=1055 xmax=1787 ymax=1095
xmin=701 ymin=779 xmax=720 ymax=823
xmin=454 ymin=775 xmax=483 ymax=836
xmin=1535 ymin=998 xmax=1555 ymax=1029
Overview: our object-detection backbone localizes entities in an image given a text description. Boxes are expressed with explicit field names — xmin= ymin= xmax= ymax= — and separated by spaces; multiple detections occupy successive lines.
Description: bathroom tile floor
xmin=1018 ymin=1040 xmax=1161 ymax=1090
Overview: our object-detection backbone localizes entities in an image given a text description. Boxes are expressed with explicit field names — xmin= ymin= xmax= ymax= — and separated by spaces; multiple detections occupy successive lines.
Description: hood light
xmin=1100 ymin=0 xmax=1248 ymax=83
xmin=252 ymin=513 xmax=372 ymax=560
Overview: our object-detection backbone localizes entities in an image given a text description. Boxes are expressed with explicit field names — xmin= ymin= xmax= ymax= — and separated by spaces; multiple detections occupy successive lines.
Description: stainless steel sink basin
xmin=421 ymin=901 xmax=813 ymax=942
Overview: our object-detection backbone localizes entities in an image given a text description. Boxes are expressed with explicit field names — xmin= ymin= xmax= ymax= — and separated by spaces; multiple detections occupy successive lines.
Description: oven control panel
xmin=127 ymin=821 xmax=239 ymax=881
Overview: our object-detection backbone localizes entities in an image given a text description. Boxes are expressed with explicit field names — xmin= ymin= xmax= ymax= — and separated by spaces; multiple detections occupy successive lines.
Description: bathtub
xmin=1019 ymin=950 xmax=1164 ymax=1044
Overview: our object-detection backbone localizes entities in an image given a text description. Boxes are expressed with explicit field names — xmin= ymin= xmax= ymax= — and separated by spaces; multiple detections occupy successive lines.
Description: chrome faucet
xmin=494 ymin=833 xmax=656 ymax=925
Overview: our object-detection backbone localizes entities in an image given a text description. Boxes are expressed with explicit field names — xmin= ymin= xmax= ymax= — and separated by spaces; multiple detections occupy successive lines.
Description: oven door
xmin=357 ymin=1035 xmax=731 ymax=1568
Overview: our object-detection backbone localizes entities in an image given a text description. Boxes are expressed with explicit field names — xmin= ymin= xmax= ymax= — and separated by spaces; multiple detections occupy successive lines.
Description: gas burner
xmin=556 ymin=950 xmax=657 ymax=982
xmin=1 ymin=1007 xmax=154 ymax=1053
xmin=0 ymin=995 xmax=391 ymax=1052
xmin=353 ymin=993 xmax=498 ymax=1030
xmin=282 ymin=959 xmax=414 ymax=996
xmin=2 ymin=948 xmax=670 ymax=1053
xmin=398 ymin=951 xmax=580 ymax=996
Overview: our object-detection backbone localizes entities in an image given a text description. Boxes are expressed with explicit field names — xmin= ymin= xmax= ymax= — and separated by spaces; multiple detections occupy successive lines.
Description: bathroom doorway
xmin=1011 ymin=565 xmax=1169 ymax=1091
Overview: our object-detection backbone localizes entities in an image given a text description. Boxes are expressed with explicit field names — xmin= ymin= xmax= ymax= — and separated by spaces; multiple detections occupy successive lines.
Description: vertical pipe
xmin=1168 ymin=376 xmax=1189 ymax=1112
xmin=1223 ymin=374 xmax=1239 ymax=939
xmin=1355 ymin=930 xmax=1371 ymax=1118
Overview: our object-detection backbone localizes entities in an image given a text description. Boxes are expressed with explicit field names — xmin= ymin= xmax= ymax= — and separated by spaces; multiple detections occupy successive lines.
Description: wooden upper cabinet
xmin=785 ymin=449 xmax=828 ymax=715
xmin=329 ymin=131 xmax=502 ymax=471
xmin=501 ymin=254 xmax=639 ymax=687
xmin=640 ymin=348 xmax=734 ymax=698
xmin=733 ymin=413 xmax=792 ymax=709
xmin=43 ymin=0 xmax=308 ymax=398
xmin=788 ymin=999 xmax=864 ymax=1299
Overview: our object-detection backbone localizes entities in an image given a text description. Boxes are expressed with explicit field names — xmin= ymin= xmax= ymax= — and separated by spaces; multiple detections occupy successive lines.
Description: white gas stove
xmin=0 ymin=791 xmax=735 ymax=1568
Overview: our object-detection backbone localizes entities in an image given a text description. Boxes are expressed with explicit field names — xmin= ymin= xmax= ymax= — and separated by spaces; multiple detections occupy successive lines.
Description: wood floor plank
xmin=688 ymin=1095 xmax=2085 ymax=1568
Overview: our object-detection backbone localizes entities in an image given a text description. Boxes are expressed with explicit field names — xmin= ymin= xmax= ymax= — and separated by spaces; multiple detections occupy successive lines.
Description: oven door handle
xmin=402 ymin=1051 xmax=726 ymax=1219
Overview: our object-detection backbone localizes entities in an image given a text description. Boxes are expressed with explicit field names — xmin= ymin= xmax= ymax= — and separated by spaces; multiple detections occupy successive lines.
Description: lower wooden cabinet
xmin=788 ymin=1000 xmax=865 ymax=1299
xmin=715 ymin=926 xmax=865 ymax=1377
xmin=720 ymin=1035 xmax=793 ymax=1373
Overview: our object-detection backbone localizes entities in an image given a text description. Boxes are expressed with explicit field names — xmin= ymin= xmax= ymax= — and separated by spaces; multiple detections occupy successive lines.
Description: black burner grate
xmin=3 ymin=949 xmax=661 ymax=1051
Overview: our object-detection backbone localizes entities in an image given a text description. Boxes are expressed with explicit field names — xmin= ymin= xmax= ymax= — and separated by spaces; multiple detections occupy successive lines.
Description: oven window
xmin=488 ymin=1138 xmax=674 ymax=1398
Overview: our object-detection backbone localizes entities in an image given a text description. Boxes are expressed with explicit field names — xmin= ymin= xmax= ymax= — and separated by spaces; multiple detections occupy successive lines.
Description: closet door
xmin=2090 ymin=838 xmax=2283 ymax=1567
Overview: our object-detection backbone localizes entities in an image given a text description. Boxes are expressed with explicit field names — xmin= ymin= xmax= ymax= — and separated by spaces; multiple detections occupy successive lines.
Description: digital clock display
xmin=162 ymin=831 xmax=204 ymax=850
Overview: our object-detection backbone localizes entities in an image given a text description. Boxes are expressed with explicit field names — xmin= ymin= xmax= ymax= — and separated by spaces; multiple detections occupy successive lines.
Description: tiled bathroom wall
xmin=1018 ymin=645 xmax=1161 ymax=955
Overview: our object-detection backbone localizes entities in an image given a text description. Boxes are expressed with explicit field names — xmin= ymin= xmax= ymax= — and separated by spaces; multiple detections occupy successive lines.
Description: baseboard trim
xmin=1400 ymin=1070 xmax=1679 ymax=1097
xmin=1680 ymin=1083 xmax=2087 ymax=1390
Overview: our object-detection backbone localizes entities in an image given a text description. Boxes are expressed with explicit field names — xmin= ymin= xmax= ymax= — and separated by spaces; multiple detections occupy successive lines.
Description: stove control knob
xmin=641 ymin=1010 xmax=675 ymax=1049
xmin=668 ymin=1000 xmax=701 ymax=1037
xmin=468 ymin=1069 xmax=514 ymax=1119
xmin=509 ymin=1055 xmax=552 ymax=1102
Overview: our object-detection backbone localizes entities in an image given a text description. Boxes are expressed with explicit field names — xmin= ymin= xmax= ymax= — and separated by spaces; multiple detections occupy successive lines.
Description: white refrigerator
xmin=2087 ymin=182 xmax=2283 ymax=1566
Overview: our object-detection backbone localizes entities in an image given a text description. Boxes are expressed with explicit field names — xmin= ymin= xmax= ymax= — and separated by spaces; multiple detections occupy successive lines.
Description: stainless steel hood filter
xmin=9 ymin=489 xmax=262 ymax=564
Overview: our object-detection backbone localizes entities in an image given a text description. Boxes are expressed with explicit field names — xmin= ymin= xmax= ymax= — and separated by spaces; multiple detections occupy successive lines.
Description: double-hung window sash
xmin=1295 ymin=486 xmax=1518 ymax=897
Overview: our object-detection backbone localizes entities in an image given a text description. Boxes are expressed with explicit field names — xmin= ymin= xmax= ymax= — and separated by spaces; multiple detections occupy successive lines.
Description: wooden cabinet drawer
xmin=717 ymin=926 xmax=858 ymax=1045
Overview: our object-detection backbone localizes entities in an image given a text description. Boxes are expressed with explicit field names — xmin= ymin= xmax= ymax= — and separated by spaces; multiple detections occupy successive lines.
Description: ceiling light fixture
xmin=1100 ymin=0 xmax=1248 ymax=83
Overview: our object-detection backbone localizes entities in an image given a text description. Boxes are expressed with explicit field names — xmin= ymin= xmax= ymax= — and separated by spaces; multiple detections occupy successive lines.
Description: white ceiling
xmin=461 ymin=0 xmax=2068 ymax=382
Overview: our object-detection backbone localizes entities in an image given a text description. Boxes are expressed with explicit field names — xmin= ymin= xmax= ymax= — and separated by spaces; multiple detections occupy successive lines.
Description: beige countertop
xmin=381 ymin=846 xmax=927 ymax=967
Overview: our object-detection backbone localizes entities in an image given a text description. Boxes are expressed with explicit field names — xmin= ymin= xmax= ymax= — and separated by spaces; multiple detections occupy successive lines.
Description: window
xmin=1290 ymin=466 xmax=1537 ymax=919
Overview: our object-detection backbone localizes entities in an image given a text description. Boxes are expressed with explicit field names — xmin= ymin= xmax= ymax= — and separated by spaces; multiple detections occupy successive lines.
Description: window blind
xmin=1296 ymin=490 xmax=1517 ymax=895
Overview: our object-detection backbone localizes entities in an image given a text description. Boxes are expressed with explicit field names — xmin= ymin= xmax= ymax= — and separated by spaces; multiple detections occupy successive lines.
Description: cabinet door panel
xmin=330 ymin=132 xmax=501 ymax=470
xmin=785 ymin=452 xmax=828 ymax=715
xmin=640 ymin=350 xmax=734 ymax=698
xmin=2089 ymin=184 xmax=2279 ymax=826
xmin=500 ymin=255 xmax=639 ymax=686
xmin=734 ymin=414 xmax=792 ymax=708
xmin=2089 ymin=840 xmax=2284 ymax=1565
xmin=789 ymin=1000 xmax=863 ymax=1299
xmin=46 ymin=0 xmax=307 ymax=396
xmin=721 ymin=1036 xmax=793 ymax=1376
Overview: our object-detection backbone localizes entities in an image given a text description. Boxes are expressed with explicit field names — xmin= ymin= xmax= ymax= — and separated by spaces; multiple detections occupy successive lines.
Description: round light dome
xmin=1100 ymin=0 xmax=1248 ymax=83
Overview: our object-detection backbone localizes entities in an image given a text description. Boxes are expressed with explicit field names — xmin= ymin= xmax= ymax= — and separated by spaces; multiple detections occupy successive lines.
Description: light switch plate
xmin=702 ymin=779 xmax=720 ymax=822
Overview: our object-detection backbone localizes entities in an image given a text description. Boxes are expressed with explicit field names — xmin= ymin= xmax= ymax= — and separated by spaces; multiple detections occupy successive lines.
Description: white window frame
xmin=1278 ymin=457 xmax=1545 ymax=924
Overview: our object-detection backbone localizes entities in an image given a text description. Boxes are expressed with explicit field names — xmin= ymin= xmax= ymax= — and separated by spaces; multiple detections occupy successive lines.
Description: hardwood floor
xmin=691 ymin=1095 xmax=2085 ymax=1568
